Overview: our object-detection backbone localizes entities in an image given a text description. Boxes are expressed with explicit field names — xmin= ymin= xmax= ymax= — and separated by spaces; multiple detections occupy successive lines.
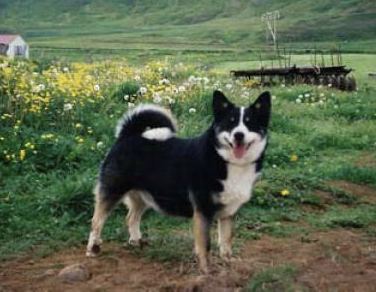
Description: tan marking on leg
xmin=218 ymin=216 xmax=233 ymax=259
xmin=125 ymin=192 xmax=148 ymax=245
xmin=193 ymin=211 xmax=210 ymax=274
xmin=86 ymin=183 xmax=115 ymax=257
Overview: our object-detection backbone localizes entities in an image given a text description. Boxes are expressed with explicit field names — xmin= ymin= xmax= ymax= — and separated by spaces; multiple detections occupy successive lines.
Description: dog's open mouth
xmin=224 ymin=138 xmax=253 ymax=159
xmin=233 ymin=142 xmax=253 ymax=159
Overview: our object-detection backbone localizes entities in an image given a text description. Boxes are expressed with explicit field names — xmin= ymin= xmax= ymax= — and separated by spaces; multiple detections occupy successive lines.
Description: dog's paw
xmin=129 ymin=239 xmax=149 ymax=249
xmin=198 ymin=262 xmax=210 ymax=275
xmin=220 ymin=250 xmax=232 ymax=260
xmin=86 ymin=244 xmax=101 ymax=257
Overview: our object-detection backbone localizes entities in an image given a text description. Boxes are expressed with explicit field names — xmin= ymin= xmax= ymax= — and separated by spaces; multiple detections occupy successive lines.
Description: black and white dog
xmin=86 ymin=90 xmax=271 ymax=273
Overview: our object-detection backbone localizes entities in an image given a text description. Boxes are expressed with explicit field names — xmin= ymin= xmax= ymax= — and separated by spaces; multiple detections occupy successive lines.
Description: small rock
xmin=33 ymin=269 xmax=56 ymax=279
xmin=58 ymin=263 xmax=91 ymax=282
xmin=367 ymin=252 xmax=376 ymax=264
xmin=44 ymin=269 xmax=56 ymax=276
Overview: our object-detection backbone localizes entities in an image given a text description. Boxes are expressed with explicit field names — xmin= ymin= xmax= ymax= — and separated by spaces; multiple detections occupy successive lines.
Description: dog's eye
xmin=245 ymin=116 xmax=250 ymax=122
xmin=230 ymin=117 xmax=235 ymax=122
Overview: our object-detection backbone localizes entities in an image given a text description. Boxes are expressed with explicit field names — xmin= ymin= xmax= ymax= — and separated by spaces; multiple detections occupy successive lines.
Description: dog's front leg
xmin=218 ymin=216 xmax=233 ymax=260
xmin=193 ymin=210 xmax=211 ymax=274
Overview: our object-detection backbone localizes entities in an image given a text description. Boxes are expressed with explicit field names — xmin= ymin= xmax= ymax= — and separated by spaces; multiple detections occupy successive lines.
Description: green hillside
xmin=0 ymin=0 xmax=375 ymax=53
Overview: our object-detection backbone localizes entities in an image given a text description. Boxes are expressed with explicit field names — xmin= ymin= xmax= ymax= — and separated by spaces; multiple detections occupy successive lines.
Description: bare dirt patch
xmin=1 ymin=229 xmax=376 ymax=291
xmin=328 ymin=180 xmax=376 ymax=204
xmin=0 ymin=243 xmax=252 ymax=292
xmin=354 ymin=152 xmax=376 ymax=168
xmin=242 ymin=229 xmax=376 ymax=292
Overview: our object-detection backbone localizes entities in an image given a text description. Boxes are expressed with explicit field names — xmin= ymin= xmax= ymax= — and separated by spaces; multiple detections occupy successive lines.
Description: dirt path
xmin=1 ymin=180 xmax=376 ymax=291
xmin=1 ymin=228 xmax=376 ymax=292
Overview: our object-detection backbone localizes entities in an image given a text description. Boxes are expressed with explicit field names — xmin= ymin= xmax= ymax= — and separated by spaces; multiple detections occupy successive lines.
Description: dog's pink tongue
xmin=234 ymin=144 xmax=246 ymax=159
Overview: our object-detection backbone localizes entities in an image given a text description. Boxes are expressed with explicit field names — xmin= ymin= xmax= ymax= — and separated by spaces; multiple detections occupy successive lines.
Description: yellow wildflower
xmin=290 ymin=155 xmax=298 ymax=162
xmin=76 ymin=136 xmax=84 ymax=143
xmin=41 ymin=133 xmax=54 ymax=140
xmin=20 ymin=149 xmax=26 ymax=161
xmin=280 ymin=189 xmax=290 ymax=197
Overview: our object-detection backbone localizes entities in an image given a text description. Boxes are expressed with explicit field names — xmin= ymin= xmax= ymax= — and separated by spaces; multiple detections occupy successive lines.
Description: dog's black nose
xmin=234 ymin=132 xmax=244 ymax=143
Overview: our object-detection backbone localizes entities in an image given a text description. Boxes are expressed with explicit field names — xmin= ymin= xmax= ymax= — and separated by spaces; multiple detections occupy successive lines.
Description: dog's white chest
xmin=216 ymin=163 xmax=259 ymax=218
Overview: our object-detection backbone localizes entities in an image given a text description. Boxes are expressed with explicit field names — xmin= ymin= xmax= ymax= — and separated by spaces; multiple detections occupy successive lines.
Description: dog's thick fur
xmin=86 ymin=90 xmax=271 ymax=273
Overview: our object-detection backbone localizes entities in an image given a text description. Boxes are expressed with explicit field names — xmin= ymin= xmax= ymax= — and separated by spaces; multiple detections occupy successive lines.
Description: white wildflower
xmin=178 ymin=86 xmax=186 ymax=92
xmin=159 ymin=78 xmax=170 ymax=85
xmin=124 ymin=94 xmax=130 ymax=101
xmin=64 ymin=103 xmax=73 ymax=111
xmin=166 ymin=97 xmax=175 ymax=104
xmin=134 ymin=75 xmax=141 ymax=81
xmin=296 ymin=98 xmax=302 ymax=104
xmin=38 ymin=84 xmax=45 ymax=91
xmin=304 ymin=93 xmax=310 ymax=98
xmin=139 ymin=87 xmax=147 ymax=95
xmin=153 ymin=95 xmax=162 ymax=104
xmin=225 ymin=84 xmax=233 ymax=90
xmin=188 ymin=76 xmax=196 ymax=83
xmin=189 ymin=108 xmax=196 ymax=114
xmin=96 ymin=141 xmax=104 ymax=149
xmin=94 ymin=84 xmax=100 ymax=91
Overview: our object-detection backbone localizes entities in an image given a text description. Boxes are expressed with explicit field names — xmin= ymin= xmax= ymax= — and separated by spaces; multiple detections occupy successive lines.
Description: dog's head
xmin=212 ymin=90 xmax=271 ymax=165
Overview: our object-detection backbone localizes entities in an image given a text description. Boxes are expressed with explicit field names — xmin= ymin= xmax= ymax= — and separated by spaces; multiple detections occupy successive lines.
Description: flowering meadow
xmin=1 ymin=55 xmax=376 ymax=262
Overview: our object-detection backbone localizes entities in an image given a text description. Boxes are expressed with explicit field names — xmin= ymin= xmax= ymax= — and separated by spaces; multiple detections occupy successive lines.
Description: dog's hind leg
xmin=124 ymin=191 xmax=148 ymax=246
xmin=193 ymin=210 xmax=211 ymax=274
xmin=86 ymin=183 xmax=121 ymax=257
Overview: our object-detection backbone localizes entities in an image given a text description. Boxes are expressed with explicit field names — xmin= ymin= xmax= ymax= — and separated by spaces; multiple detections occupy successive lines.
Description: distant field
xmin=2 ymin=0 xmax=376 ymax=57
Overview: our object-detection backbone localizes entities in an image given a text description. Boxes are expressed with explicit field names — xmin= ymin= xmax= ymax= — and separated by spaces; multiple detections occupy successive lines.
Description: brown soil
xmin=354 ymin=152 xmax=376 ymax=168
xmin=327 ymin=180 xmax=376 ymax=204
xmin=1 ymin=229 xmax=376 ymax=292
xmin=242 ymin=229 xmax=376 ymax=292
xmin=0 ymin=243 xmax=252 ymax=292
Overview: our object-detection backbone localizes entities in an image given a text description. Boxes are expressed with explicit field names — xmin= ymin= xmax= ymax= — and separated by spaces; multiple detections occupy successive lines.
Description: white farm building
xmin=0 ymin=35 xmax=29 ymax=59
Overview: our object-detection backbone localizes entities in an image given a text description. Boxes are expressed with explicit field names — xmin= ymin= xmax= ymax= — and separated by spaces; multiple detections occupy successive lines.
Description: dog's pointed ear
xmin=250 ymin=91 xmax=271 ymax=129
xmin=212 ymin=90 xmax=234 ymax=121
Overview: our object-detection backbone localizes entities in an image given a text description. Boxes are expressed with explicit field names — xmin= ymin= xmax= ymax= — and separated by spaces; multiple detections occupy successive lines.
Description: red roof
xmin=0 ymin=35 xmax=19 ymax=45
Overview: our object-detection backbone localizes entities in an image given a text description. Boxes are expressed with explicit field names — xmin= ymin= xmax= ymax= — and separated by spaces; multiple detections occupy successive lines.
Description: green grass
xmin=248 ymin=265 xmax=300 ymax=292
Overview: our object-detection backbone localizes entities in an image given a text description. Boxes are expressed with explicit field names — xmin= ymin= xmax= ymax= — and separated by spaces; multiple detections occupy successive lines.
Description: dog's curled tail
xmin=115 ymin=104 xmax=178 ymax=140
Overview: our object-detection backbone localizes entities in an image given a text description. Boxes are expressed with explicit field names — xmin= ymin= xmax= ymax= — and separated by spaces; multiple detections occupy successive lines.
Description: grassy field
xmin=1 ymin=52 xmax=376 ymax=289
xmin=1 ymin=0 xmax=376 ymax=55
